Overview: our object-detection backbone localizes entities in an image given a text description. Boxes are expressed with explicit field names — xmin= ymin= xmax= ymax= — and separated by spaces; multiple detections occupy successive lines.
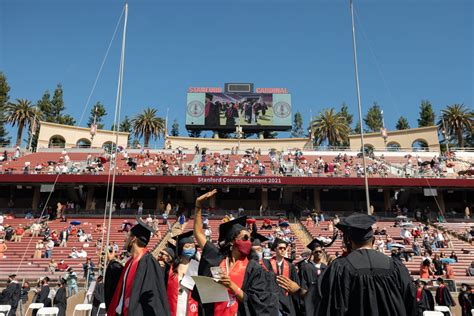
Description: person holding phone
xmin=193 ymin=190 xmax=278 ymax=316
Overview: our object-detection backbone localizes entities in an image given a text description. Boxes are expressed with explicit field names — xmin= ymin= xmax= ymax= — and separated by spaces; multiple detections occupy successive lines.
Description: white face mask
xmin=462 ymin=286 xmax=467 ymax=291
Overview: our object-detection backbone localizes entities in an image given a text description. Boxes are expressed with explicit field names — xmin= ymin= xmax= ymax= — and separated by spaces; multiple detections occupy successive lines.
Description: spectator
xmin=30 ymin=222 xmax=41 ymax=237
xmin=68 ymin=247 xmax=79 ymax=259
xmin=57 ymin=260 xmax=69 ymax=272
xmin=449 ymin=251 xmax=458 ymax=263
xmin=0 ymin=239 xmax=7 ymax=258
xmin=64 ymin=267 xmax=78 ymax=297
xmin=83 ymin=257 xmax=95 ymax=282
xmin=44 ymin=237 xmax=54 ymax=259
xmin=444 ymin=262 xmax=456 ymax=279
xmin=13 ymin=224 xmax=25 ymax=242
xmin=19 ymin=281 xmax=30 ymax=315
xmin=59 ymin=229 xmax=68 ymax=247
xmin=34 ymin=240 xmax=44 ymax=259
xmin=48 ymin=259 xmax=58 ymax=274
xmin=419 ymin=259 xmax=434 ymax=279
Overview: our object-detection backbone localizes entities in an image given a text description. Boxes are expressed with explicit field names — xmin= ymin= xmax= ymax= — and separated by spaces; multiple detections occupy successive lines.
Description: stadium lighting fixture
xmin=350 ymin=0 xmax=371 ymax=214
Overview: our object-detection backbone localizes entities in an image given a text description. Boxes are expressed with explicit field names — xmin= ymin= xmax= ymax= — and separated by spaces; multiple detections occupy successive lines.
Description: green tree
xmin=291 ymin=111 xmax=304 ymax=137
xmin=132 ymin=108 xmax=165 ymax=148
xmin=188 ymin=130 xmax=202 ymax=138
xmin=418 ymin=100 xmax=436 ymax=127
xmin=311 ymin=108 xmax=350 ymax=146
xmin=363 ymin=102 xmax=383 ymax=132
xmin=6 ymin=99 xmax=40 ymax=147
xmin=438 ymin=104 xmax=473 ymax=148
xmin=339 ymin=102 xmax=353 ymax=126
xmin=58 ymin=114 xmax=75 ymax=126
xmin=353 ymin=121 xmax=362 ymax=134
xmin=51 ymin=84 xmax=65 ymax=123
xmin=0 ymin=72 xmax=10 ymax=145
xmin=87 ymin=102 xmax=107 ymax=129
xmin=36 ymin=90 xmax=53 ymax=121
xmin=396 ymin=116 xmax=410 ymax=130
xmin=171 ymin=119 xmax=179 ymax=136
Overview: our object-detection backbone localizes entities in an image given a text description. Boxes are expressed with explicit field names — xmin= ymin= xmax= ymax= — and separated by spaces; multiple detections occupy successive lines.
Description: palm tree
xmin=6 ymin=99 xmax=40 ymax=147
xmin=311 ymin=108 xmax=350 ymax=146
xmin=132 ymin=108 xmax=165 ymax=148
xmin=438 ymin=104 xmax=473 ymax=148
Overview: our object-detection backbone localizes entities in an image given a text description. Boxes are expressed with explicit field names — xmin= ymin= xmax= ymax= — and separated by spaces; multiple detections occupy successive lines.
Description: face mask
xmin=234 ymin=239 xmax=252 ymax=256
xmin=462 ymin=286 xmax=467 ymax=291
xmin=182 ymin=249 xmax=196 ymax=259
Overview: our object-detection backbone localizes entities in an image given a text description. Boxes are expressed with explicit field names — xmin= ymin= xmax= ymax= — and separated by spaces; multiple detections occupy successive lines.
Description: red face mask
xmin=234 ymin=239 xmax=252 ymax=256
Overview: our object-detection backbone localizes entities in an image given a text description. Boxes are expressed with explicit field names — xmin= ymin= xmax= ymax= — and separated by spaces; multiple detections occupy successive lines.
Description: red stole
xmin=214 ymin=257 xmax=248 ymax=316
xmin=270 ymin=258 xmax=290 ymax=295
xmin=167 ymin=267 xmax=198 ymax=316
xmin=416 ymin=288 xmax=422 ymax=302
xmin=107 ymin=249 xmax=147 ymax=316
xmin=439 ymin=285 xmax=444 ymax=304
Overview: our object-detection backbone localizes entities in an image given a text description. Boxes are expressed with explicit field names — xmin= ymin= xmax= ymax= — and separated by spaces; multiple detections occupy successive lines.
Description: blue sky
xmin=0 ymin=0 xmax=472 ymax=147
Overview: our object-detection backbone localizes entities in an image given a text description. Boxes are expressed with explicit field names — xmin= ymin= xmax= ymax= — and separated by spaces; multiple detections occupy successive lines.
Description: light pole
xmin=350 ymin=0 xmax=371 ymax=214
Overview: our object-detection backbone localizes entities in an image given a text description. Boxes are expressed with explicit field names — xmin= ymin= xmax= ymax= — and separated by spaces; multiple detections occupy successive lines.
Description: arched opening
xmin=76 ymin=138 xmax=91 ymax=148
xmin=387 ymin=142 xmax=401 ymax=152
xmin=362 ymin=144 xmax=374 ymax=154
xmin=412 ymin=139 xmax=428 ymax=151
xmin=102 ymin=141 xmax=116 ymax=152
xmin=48 ymin=135 xmax=66 ymax=148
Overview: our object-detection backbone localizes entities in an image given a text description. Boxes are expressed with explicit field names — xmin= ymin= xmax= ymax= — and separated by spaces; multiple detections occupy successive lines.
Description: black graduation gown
xmin=298 ymin=261 xmax=326 ymax=316
xmin=0 ymin=282 xmax=21 ymax=316
xmin=435 ymin=285 xmax=455 ymax=307
xmin=91 ymin=282 xmax=105 ymax=316
xmin=262 ymin=258 xmax=301 ymax=316
xmin=33 ymin=285 xmax=51 ymax=316
xmin=53 ymin=287 xmax=67 ymax=316
xmin=104 ymin=252 xmax=171 ymax=316
xmin=317 ymin=249 xmax=416 ymax=316
xmin=416 ymin=288 xmax=434 ymax=316
xmin=194 ymin=241 xmax=279 ymax=316
xmin=458 ymin=290 xmax=474 ymax=316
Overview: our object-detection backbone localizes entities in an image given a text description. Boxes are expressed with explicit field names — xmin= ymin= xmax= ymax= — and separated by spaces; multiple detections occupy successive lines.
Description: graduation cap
xmin=8 ymin=274 xmax=16 ymax=279
xmin=172 ymin=230 xmax=195 ymax=255
xmin=130 ymin=217 xmax=155 ymax=246
xmin=306 ymin=238 xmax=324 ymax=251
xmin=218 ymin=216 xmax=247 ymax=243
xmin=336 ymin=213 xmax=376 ymax=242
xmin=251 ymin=231 xmax=268 ymax=247
xmin=271 ymin=238 xmax=289 ymax=251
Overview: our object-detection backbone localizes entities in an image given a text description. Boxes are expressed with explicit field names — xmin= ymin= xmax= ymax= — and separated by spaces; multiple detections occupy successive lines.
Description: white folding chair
xmin=0 ymin=305 xmax=11 ymax=316
xmin=73 ymin=303 xmax=93 ymax=316
xmin=26 ymin=303 xmax=44 ymax=316
xmin=97 ymin=302 xmax=106 ymax=316
xmin=36 ymin=307 xmax=59 ymax=316
xmin=423 ymin=312 xmax=443 ymax=316
xmin=434 ymin=306 xmax=452 ymax=316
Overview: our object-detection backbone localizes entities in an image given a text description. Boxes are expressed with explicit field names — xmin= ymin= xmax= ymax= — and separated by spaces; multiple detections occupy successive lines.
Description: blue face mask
xmin=182 ymin=249 xmax=196 ymax=259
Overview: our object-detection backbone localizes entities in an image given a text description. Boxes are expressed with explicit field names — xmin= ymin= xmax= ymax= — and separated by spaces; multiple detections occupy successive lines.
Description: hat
xmin=251 ymin=232 xmax=268 ymax=247
xmin=218 ymin=216 xmax=247 ymax=243
xmin=271 ymin=238 xmax=288 ymax=251
xmin=336 ymin=213 xmax=376 ymax=242
xmin=172 ymin=231 xmax=195 ymax=255
xmin=130 ymin=217 xmax=155 ymax=246
xmin=162 ymin=246 xmax=175 ymax=260
xmin=306 ymin=238 xmax=325 ymax=251
xmin=9 ymin=274 xmax=16 ymax=279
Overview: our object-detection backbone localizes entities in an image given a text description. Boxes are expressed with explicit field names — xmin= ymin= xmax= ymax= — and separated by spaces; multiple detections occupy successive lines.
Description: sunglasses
xmin=314 ymin=251 xmax=323 ymax=254
xmin=159 ymin=252 xmax=168 ymax=257
xmin=278 ymin=247 xmax=287 ymax=250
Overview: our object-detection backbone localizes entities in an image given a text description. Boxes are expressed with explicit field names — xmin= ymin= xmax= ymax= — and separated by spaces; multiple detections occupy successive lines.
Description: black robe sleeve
xmin=299 ymin=263 xmax=325 ymax=316
xmin=53 ymin=287 xmax=67 ymax=316
xmin=104 ymin=259 xmax=123 ymax=309
xmin=240 ymin=259 xmax=279 ymax=316
xmin=36 ymin=286 xmax=50 ymax=305
xmin=127 ymin=253 xmax=171 ymax=316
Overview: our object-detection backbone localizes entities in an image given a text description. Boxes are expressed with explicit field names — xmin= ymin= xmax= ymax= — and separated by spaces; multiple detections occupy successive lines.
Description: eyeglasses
xmin=278 ymin=247 xmax=287 ymax=250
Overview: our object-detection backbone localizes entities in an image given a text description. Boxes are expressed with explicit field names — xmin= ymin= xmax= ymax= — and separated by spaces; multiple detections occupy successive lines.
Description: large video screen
xmin=186 ymin=92 xmax=292 ymax=130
